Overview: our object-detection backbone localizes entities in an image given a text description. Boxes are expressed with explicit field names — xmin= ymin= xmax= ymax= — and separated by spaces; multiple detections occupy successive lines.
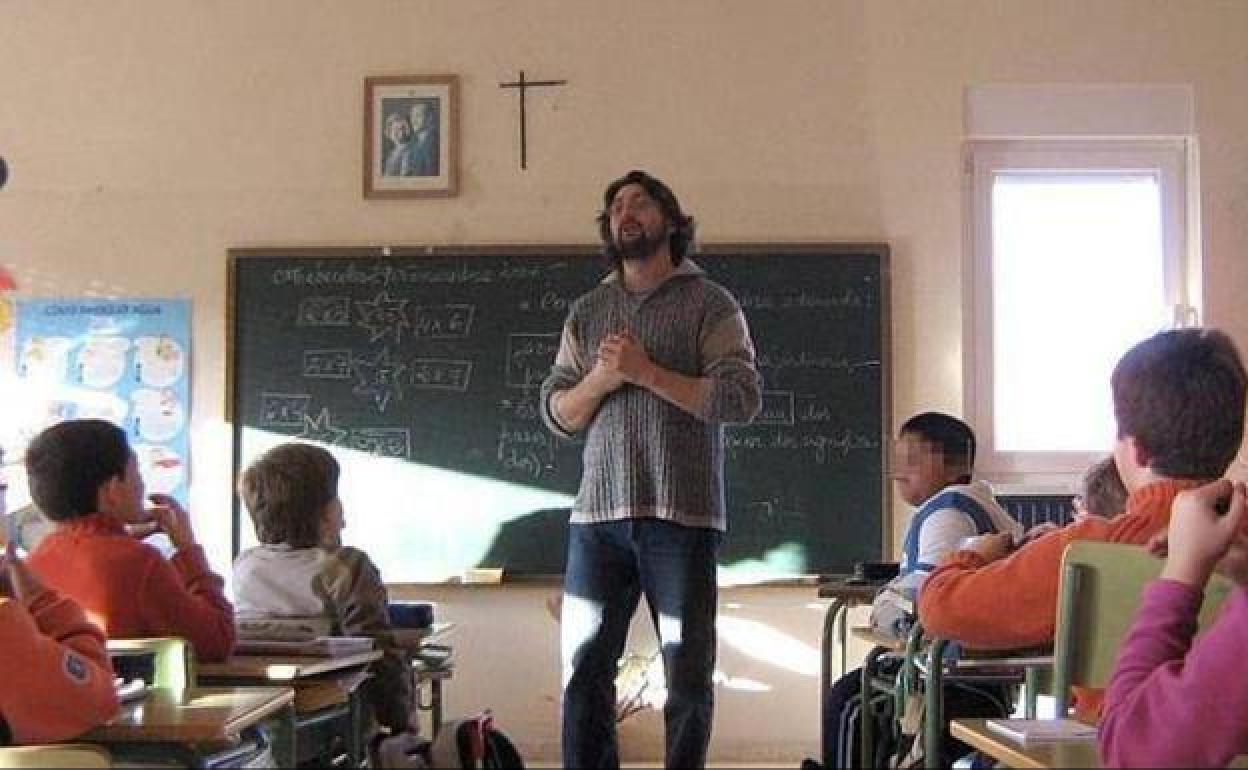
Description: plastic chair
xmin=1052 ymin=540 xmax=1235 ymax=716
xmin=0 ymin=744 xmax=110 ymax=769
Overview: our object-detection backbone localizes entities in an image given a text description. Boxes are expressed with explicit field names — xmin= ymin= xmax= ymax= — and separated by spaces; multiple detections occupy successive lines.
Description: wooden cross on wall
xmin=499 ymin=70 xmax=568 ymax=170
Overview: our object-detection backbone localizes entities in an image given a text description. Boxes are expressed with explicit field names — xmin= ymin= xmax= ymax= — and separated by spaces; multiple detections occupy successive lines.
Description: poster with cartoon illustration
xmin=14 ymin=299 xmax=191 ymax=503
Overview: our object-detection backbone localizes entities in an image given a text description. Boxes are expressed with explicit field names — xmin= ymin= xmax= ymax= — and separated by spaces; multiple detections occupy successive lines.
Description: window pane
xmin=992 ymin=172 xmax=1169 ymax=452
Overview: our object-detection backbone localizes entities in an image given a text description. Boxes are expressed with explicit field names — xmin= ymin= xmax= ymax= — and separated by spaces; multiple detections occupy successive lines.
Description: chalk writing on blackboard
xmin=756 ymin=352 xmax=881 ymax=373
xmin=408 ymin=358 xmax=473 ymax=392
xmin=271 ymin=262 xmax=551 ymax=289
xmin=260 ymin=392 xmax=313 ymax=428
xmin=516 ymin=291 xmax=576 ymax=314
xmin=348 ymin=427 xmax=411 ymax=459
xmin=724 ymin=427 xmax=880 ymax=464
xmin=756 ymin=390 xmax=795 ymax=425
xmin=506 ymin=333 xmax=560 ymax=389
xmin=497 ymin=393 xmax=542 ymax=421
xmin=301 ymin=408 xmax=348 ymax=444
xmin=411 ymin=304 xmax=475 ymax=338
xmin=735 ymin=288 xmax=875 ymax=311
xmin=355 ymin=292 xmax=410 ymax=345
xmin=303 ymin=349 xmax=353 ymax=379
xmin=497 ymin=424 xmax=558 ymax=479
xmin=352 ymin=348 xmax=406 ymax=411
xmin=296 ymin=296 xmax=351 ymax=327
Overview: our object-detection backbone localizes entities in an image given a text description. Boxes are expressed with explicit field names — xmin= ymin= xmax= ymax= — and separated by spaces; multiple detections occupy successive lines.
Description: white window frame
xmin=965 ymin=138 xmax=1196 ymax=478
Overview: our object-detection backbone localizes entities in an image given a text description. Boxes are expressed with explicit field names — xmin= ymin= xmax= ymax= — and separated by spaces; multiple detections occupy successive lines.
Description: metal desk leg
xmin=924 ymin=639 xmax=950 ymax=770
xmin=860 ymin=648 xmax=878 ymax=769
xmin=269 ymin=702 xmax=297 ymax=769
xmin=820 ymin=598 xmax=848 ymax=768
xmin=1024 ymin=666 xmax=1039 ymax=720
xmin=349 ymin=686 xmax=366 ymax=767
xmin=431 ymin=677 xmax=443 ymax=735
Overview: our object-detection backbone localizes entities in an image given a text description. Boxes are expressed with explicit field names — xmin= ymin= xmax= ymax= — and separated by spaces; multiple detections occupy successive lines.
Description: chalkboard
xmin=228 ymin=244 xmax=890 ymax=582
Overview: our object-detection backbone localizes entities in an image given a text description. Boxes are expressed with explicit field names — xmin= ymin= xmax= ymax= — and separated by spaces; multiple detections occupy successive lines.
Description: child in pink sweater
xmin=1100 ymin=479 xmax=1248 ymax=768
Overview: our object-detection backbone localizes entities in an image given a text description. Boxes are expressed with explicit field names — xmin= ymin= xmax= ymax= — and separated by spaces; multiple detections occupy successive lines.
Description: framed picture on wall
xmin=364 ymin=74 xmax=459 ymax=198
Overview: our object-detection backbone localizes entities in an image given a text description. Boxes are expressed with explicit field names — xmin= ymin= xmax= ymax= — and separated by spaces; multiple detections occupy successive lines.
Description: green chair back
xmin=1052 ymin=540 xmax=1234 ymax=716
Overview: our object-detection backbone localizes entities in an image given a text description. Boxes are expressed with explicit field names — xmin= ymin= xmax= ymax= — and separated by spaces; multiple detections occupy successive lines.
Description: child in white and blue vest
xmin=822 ymin=412 xmax=1022 ymax=769
xmin=869 ymin=413 xmax=1022 ymax=638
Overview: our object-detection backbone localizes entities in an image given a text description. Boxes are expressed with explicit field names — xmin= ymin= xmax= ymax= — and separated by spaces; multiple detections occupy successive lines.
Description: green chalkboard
xmin=228 ymin=244 xmax=890 ymax=582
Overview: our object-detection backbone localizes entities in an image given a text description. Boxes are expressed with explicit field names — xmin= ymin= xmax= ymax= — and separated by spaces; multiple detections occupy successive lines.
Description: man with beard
xmin=540 ymin=170 xmax=763 ymax=769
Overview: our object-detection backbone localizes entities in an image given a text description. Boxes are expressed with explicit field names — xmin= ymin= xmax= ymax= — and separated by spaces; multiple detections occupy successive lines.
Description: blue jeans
xmin=561 ymin=519 xmax=721 ymax=770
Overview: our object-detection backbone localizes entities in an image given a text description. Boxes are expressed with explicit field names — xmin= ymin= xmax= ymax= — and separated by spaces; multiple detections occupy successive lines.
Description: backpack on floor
xmin=429 ymin=712 xmax=524 ymax=770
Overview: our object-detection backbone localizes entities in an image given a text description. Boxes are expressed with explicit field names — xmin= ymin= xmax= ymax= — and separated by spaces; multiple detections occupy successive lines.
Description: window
xmin=967 ymin=140 xmax=1195 ymax=476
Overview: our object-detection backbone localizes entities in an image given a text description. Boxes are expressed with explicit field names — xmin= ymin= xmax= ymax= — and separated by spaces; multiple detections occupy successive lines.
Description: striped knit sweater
xmin=540 ymin=259 xmax=762 ymax=531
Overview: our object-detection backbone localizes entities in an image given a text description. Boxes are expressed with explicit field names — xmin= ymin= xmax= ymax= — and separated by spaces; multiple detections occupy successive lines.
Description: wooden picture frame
xmin=363 ymin=75 xmax=458 ymax=198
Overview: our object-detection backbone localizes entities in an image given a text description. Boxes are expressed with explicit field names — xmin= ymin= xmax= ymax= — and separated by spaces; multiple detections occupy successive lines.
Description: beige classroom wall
xmin=2 ymin=0 xmax=1247 ymax=762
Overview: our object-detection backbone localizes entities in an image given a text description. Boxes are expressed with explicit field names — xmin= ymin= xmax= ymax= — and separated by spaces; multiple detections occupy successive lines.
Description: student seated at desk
xmin=1075 ymin=454 xmax=1129 ymax=522
xmin=24 ymin=419 xmax=235 ymax=662
xmin=823 ymin=412 xmax=1022 ymax=768
xmin=1014 ymin=455 xmax=1129 ymax=546
xmin=234 ymin=442 xmax=415 ymax=736
xmin=1101 ymin=480 xmax=1248 ymax=768
xmin=918 ymin=328 xmax=1248 ymax=722
xmin=1 ymin=542 xmax=119 ymax=744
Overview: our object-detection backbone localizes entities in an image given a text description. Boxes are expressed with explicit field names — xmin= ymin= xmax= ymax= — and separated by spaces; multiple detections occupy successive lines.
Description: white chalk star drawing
xmin=354 ymin=291 xmax=410 ymax=345
xmin=352 ymin=347 xmax=406 ymax=412
xmin=300 ymin=408 xmax=348 ymax=445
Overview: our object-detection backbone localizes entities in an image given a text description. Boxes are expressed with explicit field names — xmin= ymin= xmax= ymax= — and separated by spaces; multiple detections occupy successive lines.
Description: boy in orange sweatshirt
xmin=917 ymin=327 xmax=1247 ymax=720
xmin=0 ymin=542 xmax=118 ymax=745
xmin=24 ymin=419 xmax=235 ymax=662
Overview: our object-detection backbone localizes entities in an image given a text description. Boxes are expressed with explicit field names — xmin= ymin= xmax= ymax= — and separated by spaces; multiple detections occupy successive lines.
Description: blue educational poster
xmin=14 ymin=299 xmax=192 ymax=504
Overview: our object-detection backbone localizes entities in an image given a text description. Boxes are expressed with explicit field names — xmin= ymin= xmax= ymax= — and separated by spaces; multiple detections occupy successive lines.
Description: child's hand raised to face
xmin=128 ymin=494 xmax=197 ymax=552
xmin=1160 ymin=480 xmax=1246 ymax=589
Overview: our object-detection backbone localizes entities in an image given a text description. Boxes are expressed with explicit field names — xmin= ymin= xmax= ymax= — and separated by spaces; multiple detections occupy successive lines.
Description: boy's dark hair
xmin=24 ymin=419 xmax=131 ymax=522
xmin=1112 ymin=328 xmax=1247 ymax=479
xmin=240 ymin=443 xmax=340 ymax=548
xmin=900 ymin=412 xmax=976 ymax=484
xmin=1080 ymin=456 xmax=1128 ymax=518
xmin=596 ymin=170 xmax=696 ymax=267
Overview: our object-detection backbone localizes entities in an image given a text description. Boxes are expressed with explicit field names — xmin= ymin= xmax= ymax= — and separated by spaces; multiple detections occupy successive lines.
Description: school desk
xmin=81 ymin=686 xmax=294 ymax=768
xmin=817 ymin=576 xmax=886 ymax=765
xmin=198 ymin=650 xmax=381 ymax=767
xmin=950 ymin=718 xmax=1099 ymax=769
xmin=400 ymin=622 xmax=457 ymax=735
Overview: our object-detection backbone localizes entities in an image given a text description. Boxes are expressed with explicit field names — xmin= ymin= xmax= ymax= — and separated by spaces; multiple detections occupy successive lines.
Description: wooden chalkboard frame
xmin=226 ymin=243 xmax=891 ymax=583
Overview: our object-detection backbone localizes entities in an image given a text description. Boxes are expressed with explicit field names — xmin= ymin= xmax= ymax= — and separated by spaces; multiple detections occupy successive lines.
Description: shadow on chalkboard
xmin=476 ymin=507 xmax=571 ymax=574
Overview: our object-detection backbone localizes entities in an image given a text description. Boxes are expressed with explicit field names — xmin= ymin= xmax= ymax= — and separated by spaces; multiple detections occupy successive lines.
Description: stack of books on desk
xmin=236 ymin=618 xmax=375 ymax=656
xmin=985 ymin=718 xmax=1097 ymax=745
xmin=235 ymin=636 xmax=376 ymax=656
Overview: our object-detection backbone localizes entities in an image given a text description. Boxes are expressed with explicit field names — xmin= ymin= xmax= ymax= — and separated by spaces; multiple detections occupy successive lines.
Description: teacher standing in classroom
xmin=540 ymin=170 xmax=763 ymax=769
